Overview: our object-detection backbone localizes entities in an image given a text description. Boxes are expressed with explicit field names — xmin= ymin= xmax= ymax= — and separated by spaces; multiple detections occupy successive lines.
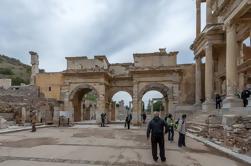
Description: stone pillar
xmin=206 ymin=0 xmax=213 ymax=24
xmin=239 ymin=73 xmax=245 ymax=91
xmin=21 ymin=107 xmax=26 ymax=124
xmin=196 ymin=0 xmax=201 ymax=37
xmin=29 ymin=51 xmax=39 ymax=85
xmin=223 ymin=24 xmax=242 ymax=108
xmin=195 ymin=57 xmax=202 ymax=105
xmin=132 ymin=82 xmax=140 ymax=125
xmin=202 ymin=44 xmax=215 ymax=111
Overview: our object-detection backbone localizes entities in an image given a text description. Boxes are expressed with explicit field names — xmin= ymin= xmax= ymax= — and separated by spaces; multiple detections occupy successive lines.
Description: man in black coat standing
xmin=241 ymin=88 xmax=251 ymax=107
xmin=147 ymin=111 xmax=168 ymax=162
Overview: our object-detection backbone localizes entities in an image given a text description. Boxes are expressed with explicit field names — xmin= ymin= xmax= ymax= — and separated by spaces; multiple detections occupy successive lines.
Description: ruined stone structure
xmin=35 ymin=49 xmax=195 ymax=123
xmin=0 ymin=85 xmax=58 ymax=124
xmin=30 ymin=51 xmax=39 ymax=85
xmin=189 ymin=0 xmax=251 ymax=154
xmin=192 ymin=0 xmax=251 ymax=110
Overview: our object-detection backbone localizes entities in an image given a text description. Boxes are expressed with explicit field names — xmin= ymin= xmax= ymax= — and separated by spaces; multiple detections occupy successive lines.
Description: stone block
xmin=0 ymin=116 xmax=8 ymax=129
xmin=222 ymin=115 xmax=240 ymax=126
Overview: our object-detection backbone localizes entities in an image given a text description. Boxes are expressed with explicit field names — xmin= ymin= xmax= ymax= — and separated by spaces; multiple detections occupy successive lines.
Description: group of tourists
xmin=147 ymin=112 xmax=187 ymax=162
xmin=214 ymin=88 xmax=251 ymax=109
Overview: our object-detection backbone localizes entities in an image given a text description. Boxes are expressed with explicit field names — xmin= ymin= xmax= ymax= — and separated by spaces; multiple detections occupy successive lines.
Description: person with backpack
xmin=177 ymin=114 xmax=187 ymax=147
xmin=166 ymin=114 xmax=174 ymax=142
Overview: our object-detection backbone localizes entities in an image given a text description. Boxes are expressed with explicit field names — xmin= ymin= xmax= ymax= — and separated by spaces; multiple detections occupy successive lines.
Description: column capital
xmin=205 ymin=42 xmax=213 ymax=48
xmin=195 ymin=56 xmax=202 ymax=63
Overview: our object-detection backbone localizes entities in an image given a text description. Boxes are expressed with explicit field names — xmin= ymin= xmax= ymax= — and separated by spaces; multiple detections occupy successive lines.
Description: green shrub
xmin=11 ymin=77 xmax=29 ymax=86
xmin=0 ymin=68 xmax=14 ymax=75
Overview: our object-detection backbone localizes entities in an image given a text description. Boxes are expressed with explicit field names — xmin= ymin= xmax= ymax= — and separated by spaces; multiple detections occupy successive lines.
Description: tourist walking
xmin=31 ymin=111 xmax=36 ymax=132
xmin=147 ymin=111 xmax=168 ymax=162
xmin=124 ymin=116 xmax=128 ymax=128
xmin=177 ymin=114 xmax=187 ymax=147
xmin=142 ymin=112 xmax=146 ymax=124
xmin=241 ymin=88 xmax=251 ymax=107
xmin=126 ymin=113 xmax=132 ymax=129
xmin=215 ymin=94 xmax=222 ymax=109
xmin=101 ymin=112 xmax=106 ymax=127
xmin=166 ymin=114 xmax=174 ymax=142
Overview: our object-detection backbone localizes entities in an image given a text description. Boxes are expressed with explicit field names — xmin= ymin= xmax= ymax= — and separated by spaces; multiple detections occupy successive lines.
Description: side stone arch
xmin=68 ymin=84 xmax=100 ymax=122
xmin=69 ymin=84 xmax=99 ymax=101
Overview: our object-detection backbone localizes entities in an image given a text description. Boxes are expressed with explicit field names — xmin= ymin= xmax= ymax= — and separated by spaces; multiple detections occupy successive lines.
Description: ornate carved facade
xmin=191 ymin=0 xmax=251 ymax=110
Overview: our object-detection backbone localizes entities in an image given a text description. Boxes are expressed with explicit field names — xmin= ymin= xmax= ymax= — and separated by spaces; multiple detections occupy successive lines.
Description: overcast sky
xmin=0 ymin=0 xmax=206 ymax=72
xmin=0 ymin=0 xmax=206 ymax=104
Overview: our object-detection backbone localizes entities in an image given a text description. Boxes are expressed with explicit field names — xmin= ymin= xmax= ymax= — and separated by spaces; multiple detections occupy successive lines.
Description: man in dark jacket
xmin=127 ymin=113 xmax=132 ymax=129
xmin=241 ymin=89 xmax=251 ymax=107
xmin=147 ymin=111 xmax=168 ymax=162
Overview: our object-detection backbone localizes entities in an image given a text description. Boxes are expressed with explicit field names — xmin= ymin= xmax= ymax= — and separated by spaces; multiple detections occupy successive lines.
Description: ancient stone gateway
xmin=36 ymin=49 xmax=196 ymax=124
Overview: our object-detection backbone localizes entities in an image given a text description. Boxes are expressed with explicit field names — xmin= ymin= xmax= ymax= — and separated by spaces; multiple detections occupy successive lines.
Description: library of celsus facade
xmin=191 ymin=0 xmax=251 ymax=110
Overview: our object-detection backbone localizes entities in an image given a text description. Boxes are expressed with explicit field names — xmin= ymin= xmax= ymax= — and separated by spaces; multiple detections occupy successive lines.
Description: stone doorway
xmin=70 ymin=85 xmax=98 ymax=122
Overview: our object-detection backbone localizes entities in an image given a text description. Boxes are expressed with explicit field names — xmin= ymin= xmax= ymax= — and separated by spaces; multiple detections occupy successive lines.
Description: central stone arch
xmin=107 ymin=87 xmax=133 ymax=121
xmin=69 ymin=84 xmax=99 ymax=122
xmin=137 ymin=83 xmax=171 ymax=118
xmin=138 ymin=83 xmax=169 ymax=99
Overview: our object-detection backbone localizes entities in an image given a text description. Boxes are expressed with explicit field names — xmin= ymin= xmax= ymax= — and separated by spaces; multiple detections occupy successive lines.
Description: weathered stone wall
xmin=109 ymin=63 xmax=132 ymax=77
xmin=0 ymin=85 xmax=58 ymax=124
xmin=134 ymin=51 xmax=177 ymax=68
xmin=36 ymin=72 xmax=64 ymax=100
xmin=179 ymin=64 xmax=196 ymax=104
xmin=0 ymin=79 xmax=11 ymax=89
xmin=66 ymin=56 xmax=109 ymax=70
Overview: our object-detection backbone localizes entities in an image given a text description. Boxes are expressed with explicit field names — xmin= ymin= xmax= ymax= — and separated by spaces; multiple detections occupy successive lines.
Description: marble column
xmin=223 ymin=24 xmax=242 ymax=108
xmin=206 ymin=0 xmax=213 ymax=24
xmin=202 ymin=44 xmax=215 ymax=111
xmin=195 ymin=57 xmax=202 ymax=105
xmin=196 ymin=0 xmax=201 ymax=37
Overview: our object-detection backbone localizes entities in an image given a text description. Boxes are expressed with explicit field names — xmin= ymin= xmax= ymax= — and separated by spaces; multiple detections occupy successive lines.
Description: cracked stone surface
xmin=0 ymin=125 xmax=249 ymax=166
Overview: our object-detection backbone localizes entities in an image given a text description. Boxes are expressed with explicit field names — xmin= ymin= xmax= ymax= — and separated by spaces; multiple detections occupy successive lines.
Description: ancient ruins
xmin=189 ymin=0 xmax=251 ymax=153
xmin=35 ymin=49 xmax=195 ymax=124
xmin=0 ymin=0 xmax=251 ymax=159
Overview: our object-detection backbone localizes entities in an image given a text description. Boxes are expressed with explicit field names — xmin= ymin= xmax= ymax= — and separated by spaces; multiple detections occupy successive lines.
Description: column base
xmin=222 ymin=96 xmax=242 ymax=108
xmin=132 ymin=112 xmax=141 ymax=126
xmin=247 ymin=97 xmax=251 ymax=107
xmin=202 ymin=100 xmax=215 ymax=112
xmin=95 ymin=112 xmax=102 ymax=123
xmin=194 ymin=103 xmax=202 ymax=110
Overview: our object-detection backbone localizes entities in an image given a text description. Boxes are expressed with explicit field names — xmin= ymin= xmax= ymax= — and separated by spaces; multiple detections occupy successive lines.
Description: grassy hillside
xmin=0 ymin=54 xmax=31 ymax=85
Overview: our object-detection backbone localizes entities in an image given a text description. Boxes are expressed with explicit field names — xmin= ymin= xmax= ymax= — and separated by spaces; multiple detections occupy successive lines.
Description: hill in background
xmin=0 ymin=54 xmax=31 ymax=86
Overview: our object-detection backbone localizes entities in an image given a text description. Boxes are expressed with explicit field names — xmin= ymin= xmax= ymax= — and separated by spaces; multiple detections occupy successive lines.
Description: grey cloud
xmin=0 ymin=0 xmax=198 ymax=71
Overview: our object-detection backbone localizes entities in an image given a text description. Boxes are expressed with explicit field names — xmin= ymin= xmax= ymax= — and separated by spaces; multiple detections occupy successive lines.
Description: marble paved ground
xmin=0 ymin=125 xmax=249 ymax=166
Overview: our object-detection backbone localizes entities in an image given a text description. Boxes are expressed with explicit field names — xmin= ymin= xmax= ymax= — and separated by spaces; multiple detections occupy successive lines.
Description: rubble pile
xmin=224 ymin=116 xmax=251 ymax=153
xmin=207 ymin=115 xmax=224 ymax=142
